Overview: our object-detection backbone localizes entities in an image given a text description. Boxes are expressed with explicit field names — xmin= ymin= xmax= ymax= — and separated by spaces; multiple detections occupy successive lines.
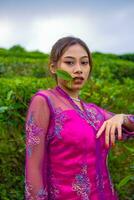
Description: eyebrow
xmin=63 ymin=56 xmax=88 ymax=59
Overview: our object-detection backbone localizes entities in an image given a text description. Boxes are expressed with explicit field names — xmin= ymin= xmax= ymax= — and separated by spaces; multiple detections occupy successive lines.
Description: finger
xmin=110 ymin=125 xmax=116 ymax=147
xmin=117 ymin=124 xmax=122 ymax=140
xmin=105 ymin=124 xmax=111 ymax=148
xmin=96 ymin=122 xmax=106 ymax=138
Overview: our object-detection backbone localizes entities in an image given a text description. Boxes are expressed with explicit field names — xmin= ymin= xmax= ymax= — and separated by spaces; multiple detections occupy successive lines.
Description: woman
xmin=25 ymin=36 xmax=134 ymax=200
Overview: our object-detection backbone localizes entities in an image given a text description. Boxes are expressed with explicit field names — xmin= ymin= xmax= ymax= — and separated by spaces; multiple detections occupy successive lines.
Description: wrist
xmin=122 ymin=114 xmax=134 ymax=125
xmin=122 ymin=114 xmax=128 ymax=125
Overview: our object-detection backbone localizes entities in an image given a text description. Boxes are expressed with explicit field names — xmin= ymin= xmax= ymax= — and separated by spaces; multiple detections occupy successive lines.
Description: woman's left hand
xmin=96 ymin=114 xmax=125 ymax=148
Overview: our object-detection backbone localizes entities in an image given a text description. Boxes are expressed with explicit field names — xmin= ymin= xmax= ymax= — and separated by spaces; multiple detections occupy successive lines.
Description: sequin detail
xmin=80 ymin=104 xmax=103 ymax=131
xmin=25 ymin=180 xmax=48 ymax=200
xmin=26 ymin=111 xmax=44 ymax=157
xmin=72 ymin=163 xmax=90 ymax=200
xmin=96 ymin=173 xmax=104 ymax=192
xmin=48 ymin=168 xmax=60 ymax=199
xmin=47 ymin=107 xmax=69 ymax=140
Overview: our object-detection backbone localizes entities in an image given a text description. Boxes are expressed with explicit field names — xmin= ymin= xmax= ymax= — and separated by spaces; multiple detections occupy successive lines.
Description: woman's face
xmin=56 ymin=44 xmax=91 ymax=91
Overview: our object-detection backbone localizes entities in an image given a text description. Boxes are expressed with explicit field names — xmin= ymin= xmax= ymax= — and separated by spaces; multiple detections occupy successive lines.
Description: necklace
xmin=70 ymin=97 xmax=81 ymax=102
xmin=56 ymin=86 xmax=85 ymax=113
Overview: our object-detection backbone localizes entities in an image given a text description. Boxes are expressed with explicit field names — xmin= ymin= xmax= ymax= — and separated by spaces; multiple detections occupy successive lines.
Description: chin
xmin=71 ymin=84 xmax=83 ymax=90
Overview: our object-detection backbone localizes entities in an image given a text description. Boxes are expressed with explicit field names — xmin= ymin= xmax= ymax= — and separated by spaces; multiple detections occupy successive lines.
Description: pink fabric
xmin=25 ymin=85 xmax=134 ymax=200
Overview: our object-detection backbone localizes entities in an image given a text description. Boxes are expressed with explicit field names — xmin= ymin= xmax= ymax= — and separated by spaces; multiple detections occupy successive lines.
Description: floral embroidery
xmin=47 ymin=168 xmax=60 ymax=199
xmin=25 ymin=180 xmax=48 ymax=200
xmin=49 ymin=184 xmax=60 ymax=200
xmin=47 ymin=107 xmax=69 ymax=140
xmin=96 ymin=174 xmax=104 ymax=192
xmin=26 ymin=111 xmax=44 ymax=157
xmin=72 ymin=163 xmax=90 ymax=200
xmin=55 ymin=108 xmax=69 ymax=139
xmin=81 ymin=103 xmax=103 ymax=131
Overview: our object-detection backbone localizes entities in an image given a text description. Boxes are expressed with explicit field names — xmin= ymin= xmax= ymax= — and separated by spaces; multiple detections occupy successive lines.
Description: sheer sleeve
xmin=98 ymin=106 xmax=134 ymax=140
xmin=25 ymin=94 xmax=50 ymax=200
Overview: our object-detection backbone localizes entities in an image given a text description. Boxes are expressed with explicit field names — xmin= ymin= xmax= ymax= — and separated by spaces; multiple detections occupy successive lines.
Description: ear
xmin=50 ymin=63 xmax=57 ymax=74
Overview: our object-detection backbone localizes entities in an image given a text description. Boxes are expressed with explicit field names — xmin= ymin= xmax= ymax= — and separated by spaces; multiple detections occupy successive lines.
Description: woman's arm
xmin=25 ymin=94 xmax=50 ymax=200
xmin=95 ymin=106 xmax=134 ymax=148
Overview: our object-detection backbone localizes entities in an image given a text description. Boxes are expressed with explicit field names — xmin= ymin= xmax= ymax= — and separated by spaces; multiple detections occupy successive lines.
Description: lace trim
xmin=25 ymin=181 xmax=48 ymax=200
xmin=83 ymin=104 xmax=104 ymax=131
xmin=26 ymin=111 xmax=44 ymax=157
xmin=72 ymin=163 xmax=90 ymax=200
xmin=47 ymin=168 xmax=60 ymax=199
xmin=47 ymin=107 xmax=70 ymax=141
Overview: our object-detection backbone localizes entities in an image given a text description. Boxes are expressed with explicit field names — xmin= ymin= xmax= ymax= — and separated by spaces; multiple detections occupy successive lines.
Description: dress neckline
xmin=55 ymin=85 xmax=85 ymax=112
xmin=55 ymin=85 xmax=99 ymax=130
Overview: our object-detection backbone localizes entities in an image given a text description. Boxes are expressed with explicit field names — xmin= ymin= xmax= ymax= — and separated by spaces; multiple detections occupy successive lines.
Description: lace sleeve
xmin=25 ymin=94 xmax=50 ymax=199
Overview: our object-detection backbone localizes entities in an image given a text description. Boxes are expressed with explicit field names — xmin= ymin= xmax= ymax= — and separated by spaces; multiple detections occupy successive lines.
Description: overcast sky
xmin=0 ymin=0 xmax=134 ymax=54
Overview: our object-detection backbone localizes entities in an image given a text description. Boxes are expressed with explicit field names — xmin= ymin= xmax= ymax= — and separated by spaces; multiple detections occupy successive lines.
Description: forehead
xmin=61 ymin=44 xmax=88 ymax=58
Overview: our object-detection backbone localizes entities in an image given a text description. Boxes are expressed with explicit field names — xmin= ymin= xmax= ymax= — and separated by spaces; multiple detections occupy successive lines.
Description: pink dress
xmin=25 ymin=85 xmax=134 ymax=200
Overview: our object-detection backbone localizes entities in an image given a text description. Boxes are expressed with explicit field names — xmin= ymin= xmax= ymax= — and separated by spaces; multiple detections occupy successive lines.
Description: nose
xmin=73 ymin=63 xmax=82 ymax=74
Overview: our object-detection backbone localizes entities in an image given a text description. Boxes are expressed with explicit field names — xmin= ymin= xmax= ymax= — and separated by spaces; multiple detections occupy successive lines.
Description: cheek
xmin=84 ymin=67 xmax=90 ymax=76
xmin=84 ymin=69 xmax=90 ymax=80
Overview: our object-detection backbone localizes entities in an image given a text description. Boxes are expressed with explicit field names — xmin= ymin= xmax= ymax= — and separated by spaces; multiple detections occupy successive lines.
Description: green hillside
xmin=0 ymin=45 xmax=134 ymax=200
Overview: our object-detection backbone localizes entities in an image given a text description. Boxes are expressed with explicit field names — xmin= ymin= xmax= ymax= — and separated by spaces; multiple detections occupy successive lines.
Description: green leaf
xmin=117 ymin=175 xmax=133 ymax=189
xmin=7 ymin=90 xmax=14 ymax=101
xmin=56 ymin=69 xmax=73 ymax=81
xmin=124 ymin=144 xmax=134 ymax=153
xmin=0 ymin=106 xmax=8 ymax=113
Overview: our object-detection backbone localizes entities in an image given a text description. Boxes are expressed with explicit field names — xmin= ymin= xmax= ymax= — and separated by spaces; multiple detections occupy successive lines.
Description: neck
xmin=57 ymin=84 xmax=80 ymax=98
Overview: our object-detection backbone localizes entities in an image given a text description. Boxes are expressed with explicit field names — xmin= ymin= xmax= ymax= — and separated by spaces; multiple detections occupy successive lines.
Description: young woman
xmin=25 ymin=36 xmax=134 ymax=200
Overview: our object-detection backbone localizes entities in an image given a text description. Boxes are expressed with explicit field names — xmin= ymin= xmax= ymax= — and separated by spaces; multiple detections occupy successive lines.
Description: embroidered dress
xmin=25 ymin=85 xmax=134 ymax=200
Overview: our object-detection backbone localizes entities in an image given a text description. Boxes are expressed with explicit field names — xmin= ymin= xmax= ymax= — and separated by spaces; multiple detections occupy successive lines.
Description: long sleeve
xmin=99 ymin=107 xmax=134 ymax=139
xmin=25 ymin=94 xmax=50 ymax=200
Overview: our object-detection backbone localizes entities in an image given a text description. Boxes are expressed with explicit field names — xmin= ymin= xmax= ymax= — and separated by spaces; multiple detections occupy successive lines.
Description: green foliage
xmin=9 ymin=45 xmax=26 ymax=53
xmin=56 ymin=69 xmax=74 ymax=88
xmin=0 ymin=56 xmax=49 ymax=78
xmin=0 ymin=77 xmax=56 ymax=199
xmin=92 ymin=52 xmax=134 ymax=82
xmin=56 ymin=69 xmax=73 ymax=81
xmin=108 ymin=141 xmax=134 ymax=200
xmin=0 ymin=45 xmax=49 ymax=63
xmin=0 ymin=46 xmax=134 ymax=199
xmin=118 ymin=53 xmax=134 ymax=62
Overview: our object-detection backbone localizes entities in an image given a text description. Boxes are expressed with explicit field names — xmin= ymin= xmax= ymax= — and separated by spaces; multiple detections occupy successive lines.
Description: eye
xmin=64 ymin=61 xmax=74 ymax=65
xmin=81 ymin=61 xmax=89 ymax=65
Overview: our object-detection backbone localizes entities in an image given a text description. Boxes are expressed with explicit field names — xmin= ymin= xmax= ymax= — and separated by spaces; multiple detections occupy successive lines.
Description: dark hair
xmin=48 ymin=36 xmax=93 ymax=82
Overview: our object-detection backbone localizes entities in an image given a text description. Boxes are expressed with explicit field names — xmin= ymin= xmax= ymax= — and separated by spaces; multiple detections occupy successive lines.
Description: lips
xmin=73 ymin=77 xmax=84 ymax=84
xmin=74 ymin=76 xmax=84 ymax=80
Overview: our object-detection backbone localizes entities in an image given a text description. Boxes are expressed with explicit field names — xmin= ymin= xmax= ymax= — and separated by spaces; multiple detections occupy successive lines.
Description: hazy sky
xmin=0 ymin=0 xmax=134 ymax=54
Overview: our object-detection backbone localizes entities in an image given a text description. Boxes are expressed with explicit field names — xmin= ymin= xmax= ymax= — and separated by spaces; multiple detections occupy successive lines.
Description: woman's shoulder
xmin=29 ymin=88 xmax=52 ymax=104
xmin=36 ymin=88 xmax=51 ymax=95
xmin=32 ymin=88 xmax=52 ymax=98
xmin=84 ymin=101 xmax=100 ymax=109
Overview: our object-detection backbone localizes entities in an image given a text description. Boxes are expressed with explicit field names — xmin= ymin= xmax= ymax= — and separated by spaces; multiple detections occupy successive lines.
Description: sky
xmin=0 ymin=0 xmax=134 ymax=54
